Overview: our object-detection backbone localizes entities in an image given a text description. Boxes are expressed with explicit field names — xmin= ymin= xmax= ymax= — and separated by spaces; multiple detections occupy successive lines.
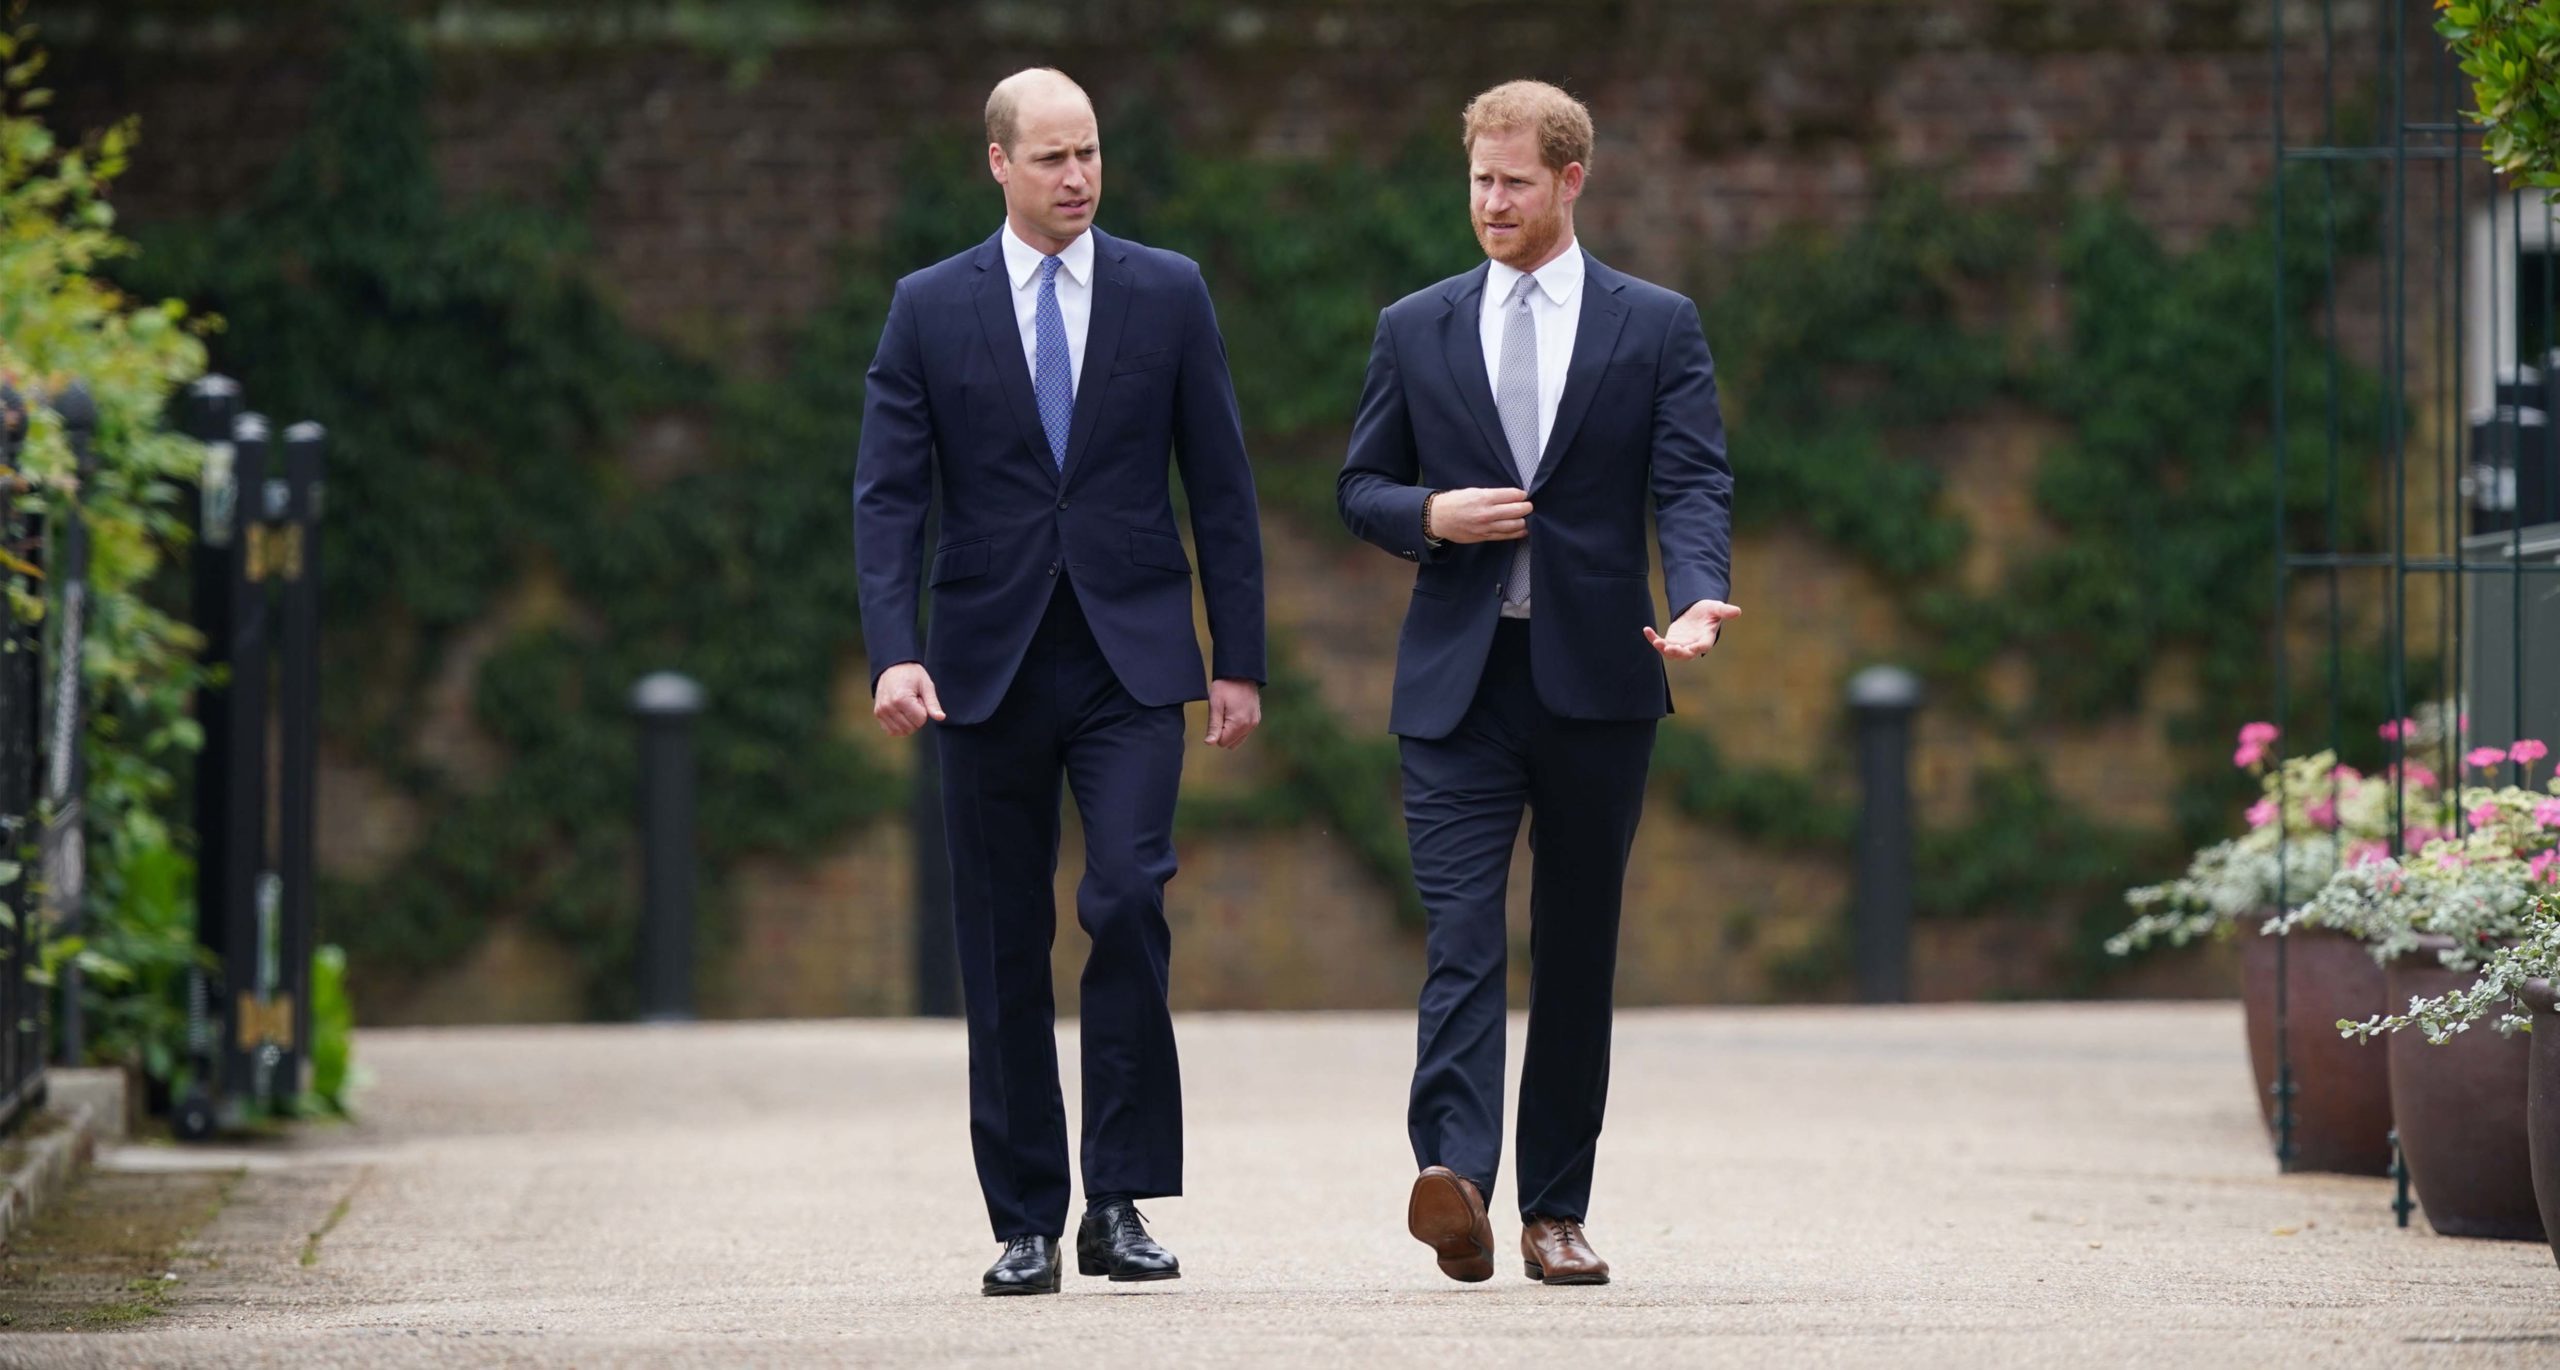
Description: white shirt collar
xmin=1002 ymin=222 xmax=1096 ymax=290
xmin=1485 ymin=237 xmax=1584 ymax=309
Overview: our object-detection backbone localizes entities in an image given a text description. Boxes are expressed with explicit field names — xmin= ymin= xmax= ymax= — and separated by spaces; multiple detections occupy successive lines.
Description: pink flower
xmin=2346 ymin=839 xmax=2388 ymax=867
xmin=2402 ymin=825 xmax=2443 ymax=853
xmin=2379 ymin=867 xmax=2408 ymax=893
xmin=2398 ymin=763 xmax=2440 ymax=792
xmin=2537 ymin=800 xmax=2560 ymax=827
xmin=2534 ymin=851 xmax=2560 ymax=886
xmin=2469 ymin=746 xmax=2511 ymax=771
xmin=2233 ymin=723 xmax=2279 ymax=768
xmin=2307 ymin=798 xmax=2340 ymax=830
xmin=2437 ymin=851 xmax=2467 ymax=873
xmin=2471 ymin=801 xmax=2504 ymax=828
xmin=2514 ymin=740 xmax=2549 ymax=766
xmin=2379 ymin=717 xmax=2415 ymax=742
xmin=2332 ymin=764 xmax=2363 ymax=782
xmin=2246 ymin=799 xmax=2279 ymax=829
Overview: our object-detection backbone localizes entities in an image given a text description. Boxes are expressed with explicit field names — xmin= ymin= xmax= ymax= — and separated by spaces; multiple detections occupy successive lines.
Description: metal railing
xmin=0 ymin=383 xmax=45 ymax=1132
xmin=0 ymin=378 xmax=99 ymax=1134
xmin=2269 ymin=0 xmax=2540 ymax=1193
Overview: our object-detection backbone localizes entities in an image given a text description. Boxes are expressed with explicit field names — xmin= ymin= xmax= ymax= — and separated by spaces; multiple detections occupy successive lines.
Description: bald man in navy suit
xmin=855 ymin=68 xmax=1265 ymax=1297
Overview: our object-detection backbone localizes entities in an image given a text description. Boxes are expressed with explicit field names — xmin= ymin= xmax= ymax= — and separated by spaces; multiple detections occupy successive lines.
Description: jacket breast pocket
xmin=1129 ymin=529 xmax=1192 ymax=575
xmin=1113 ymin=347 xmax=1174 ymax=376
xmin=930 ymin=538 xmax=990 ymax=586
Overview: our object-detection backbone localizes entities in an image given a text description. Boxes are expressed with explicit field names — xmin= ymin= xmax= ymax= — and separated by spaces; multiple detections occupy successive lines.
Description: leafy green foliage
xmin=1650 ymin=725 xmax=1856 ymax=850
xmin=98 ymin=17 xmax=2395 ymax=1008
xmin=0 ymin=24 xmax=253 ymax=1089
xmin=118 ymin=14 xmax=900 ymax=1006
xmin=302 ymin=944 xmax=354 ymax=1113
xmin=1954 ymin=167 xmax=2388 ymax=724
xmin=1706 ymin=179 xmax=2017 ymax=580
xmin=1250 ymin=642 xmax=1420 ymax=927
xmin=55 ymin=828 xmax=202 ymax=1090
xmin=2440 ymin=2 xmax=2560 ymax=187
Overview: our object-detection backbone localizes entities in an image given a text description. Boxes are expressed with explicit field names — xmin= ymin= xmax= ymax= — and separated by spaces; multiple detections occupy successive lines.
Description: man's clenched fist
xmin=873 ymin=662 xmax=946 ymax=737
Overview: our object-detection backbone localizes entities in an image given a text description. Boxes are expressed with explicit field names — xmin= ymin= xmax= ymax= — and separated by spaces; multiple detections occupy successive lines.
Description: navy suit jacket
xmin=855 ymin=227 xmax=1266 ymax=725
xmin=1337 ymin=252 xmax=1732 ymax=739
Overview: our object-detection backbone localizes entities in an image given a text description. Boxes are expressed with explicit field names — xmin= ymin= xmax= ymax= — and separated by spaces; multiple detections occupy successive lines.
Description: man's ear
xmin=1558 ymin=161 xmax=1586 ymax=206
xmin=987 ymin=143 xmax=1009 ymax=187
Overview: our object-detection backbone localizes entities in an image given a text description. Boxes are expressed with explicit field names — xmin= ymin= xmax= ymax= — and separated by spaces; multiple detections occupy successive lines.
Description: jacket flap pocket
xmin=1128 ymin=529 xmax=1192 ymax=574
xmin=930 ymin=539 xmax=990 ymax=586
xmin=1114 ymin=347 xmax=1174 ymax=375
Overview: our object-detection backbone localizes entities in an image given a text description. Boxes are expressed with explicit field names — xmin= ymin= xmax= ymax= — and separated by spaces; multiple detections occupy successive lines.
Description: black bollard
xmin=631 ymin=672 xmax=704 ymax=1022
xmin=45 ymin=384 xmax=96 ymax=1066
xmin=176 ymin=379 xmax=241 ymax=1135
xmin=276 ymin=422 xmax=325 ymax=1089
xmin=206 ymin=413 xmax=279 ymax=1102
xmin=1848 ymin=665 xmax=1923 ymax=1004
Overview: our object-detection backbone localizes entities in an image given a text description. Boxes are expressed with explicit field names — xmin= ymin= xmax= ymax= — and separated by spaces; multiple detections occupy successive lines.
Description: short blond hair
xmin=1460 ymin=80 xmax=1594 ymax=174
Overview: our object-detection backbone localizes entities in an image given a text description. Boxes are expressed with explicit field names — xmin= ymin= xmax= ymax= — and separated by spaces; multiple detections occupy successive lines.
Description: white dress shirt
xmin=1479 ymin=239 xmax=1585 ymax=462
xmin=1000 ymin=222 xmax=1095 ymax=392
xmin=1479 ymin=241 xmax=1583 ymax=619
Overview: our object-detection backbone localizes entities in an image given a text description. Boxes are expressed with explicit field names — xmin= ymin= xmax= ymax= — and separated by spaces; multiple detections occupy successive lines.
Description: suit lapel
xmin=1531 ymin=255 xmax=1630 ymax=496
xmin=969 ymin=233 xmax=1057 ymax=486
xmin=1438 ymin=264 xmax=1516 ymax=479
xmin=1059 ymin=229 xmax=1130 ymax=488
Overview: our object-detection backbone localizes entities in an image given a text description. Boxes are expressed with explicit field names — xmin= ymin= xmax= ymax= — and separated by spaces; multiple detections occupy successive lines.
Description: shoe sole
xmin=1523 ymin=1258 xmax=1610 ymax=1286
xmin=1078 ymin=1253 xmax=1183 ymax=1281
xmin=981 ymin=1278 xmax=1061 ymax=1296
xmin=1407 ymin=1169 xmax=1495 ymax=1283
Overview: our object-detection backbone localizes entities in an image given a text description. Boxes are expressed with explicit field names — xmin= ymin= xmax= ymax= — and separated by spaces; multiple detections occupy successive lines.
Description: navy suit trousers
xmin=1400 ymin=619 xmax=1655 ymax=1222
xmin=936 ymin=582 xmax=1187 ymax=1240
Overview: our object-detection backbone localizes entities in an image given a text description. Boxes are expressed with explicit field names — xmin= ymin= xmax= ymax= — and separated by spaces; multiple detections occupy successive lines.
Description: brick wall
xmin=44 ymin=0 xmax=2435 ymax=1020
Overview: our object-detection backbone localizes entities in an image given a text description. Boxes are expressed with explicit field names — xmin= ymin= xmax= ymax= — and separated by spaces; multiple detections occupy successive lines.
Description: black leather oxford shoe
xmin=983 ymin=1234 xmax=1062 ymax=1295
xmin=1075 ymin=1199 xmax=1180 ymax=1282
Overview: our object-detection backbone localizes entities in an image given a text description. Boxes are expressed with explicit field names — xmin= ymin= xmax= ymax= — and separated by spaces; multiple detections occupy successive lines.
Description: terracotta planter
xmin=2386 ymin=937 xmax=2543 ymax=1241
xmin=2239 ymin=923 xmax=2394 ymax=1175
xmin=2517 ymin=979 xmax=2560 ymax=1268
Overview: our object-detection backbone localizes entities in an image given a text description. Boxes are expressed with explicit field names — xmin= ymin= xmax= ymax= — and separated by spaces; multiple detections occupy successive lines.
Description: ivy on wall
xmin=116 ymin=15 xmax=902 ymax=1008
xmin=104 ymin=17 xmax=2398 ymax=1006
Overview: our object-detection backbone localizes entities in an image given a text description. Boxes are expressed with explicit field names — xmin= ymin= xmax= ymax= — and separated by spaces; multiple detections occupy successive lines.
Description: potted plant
xmin=2310 ymin=739 xmax=2559 ymax=1241
xmin=2112 ymin=718 xmax=2449 ymax=1174
xmin=2347 ymin=897 xmax=2560 ymax=1265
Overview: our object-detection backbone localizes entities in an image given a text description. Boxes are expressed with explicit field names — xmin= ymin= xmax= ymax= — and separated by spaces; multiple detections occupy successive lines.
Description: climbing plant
xmin=117 ymin=13 xmax=901 ymax=1007
xmin=0 ymin=25 xmax=222 ymax=1088
xmin=104 ymin=16 xmax=2399 ymax=1005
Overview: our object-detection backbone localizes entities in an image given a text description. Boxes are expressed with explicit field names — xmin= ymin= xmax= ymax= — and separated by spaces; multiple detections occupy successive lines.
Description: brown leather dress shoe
xmin=1407 ymin=1166 xmax=1496 ymax=1282
xmin=1522 ymin=1214 xmax=1610 ymax=1285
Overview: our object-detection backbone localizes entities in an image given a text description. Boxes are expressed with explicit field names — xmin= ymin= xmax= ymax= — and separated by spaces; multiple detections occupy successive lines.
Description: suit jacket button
xmin=1048 ymin=562 xmax=1059 ymax=575
xmin=1058 ymin=499 xmax=1069 ymax=510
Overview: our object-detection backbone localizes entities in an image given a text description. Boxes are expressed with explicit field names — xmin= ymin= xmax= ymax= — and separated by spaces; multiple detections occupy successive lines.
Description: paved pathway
xmin=1 ymin=1004 xmax=2555 ymax=1366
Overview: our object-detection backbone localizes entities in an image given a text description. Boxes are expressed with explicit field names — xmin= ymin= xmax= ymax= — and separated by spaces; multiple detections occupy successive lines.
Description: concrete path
xmin=1 ymin=1004 xmax=2555 ymax=1367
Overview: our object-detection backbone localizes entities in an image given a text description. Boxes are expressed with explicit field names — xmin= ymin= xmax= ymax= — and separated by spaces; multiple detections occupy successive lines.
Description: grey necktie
xmin=1495 ymin=273 xmax=1541 ymax=611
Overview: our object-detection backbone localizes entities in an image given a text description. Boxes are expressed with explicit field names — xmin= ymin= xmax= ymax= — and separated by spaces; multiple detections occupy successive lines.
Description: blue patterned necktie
xmin=1033 ymin=255 xmax=1072 ymax=468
